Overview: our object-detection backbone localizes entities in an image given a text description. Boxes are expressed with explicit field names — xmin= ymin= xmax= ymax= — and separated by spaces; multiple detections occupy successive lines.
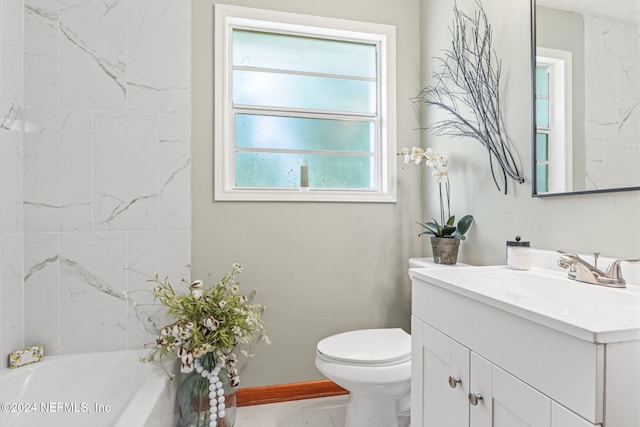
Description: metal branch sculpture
xmin=414 ymin=0 xmax=525 ymax=194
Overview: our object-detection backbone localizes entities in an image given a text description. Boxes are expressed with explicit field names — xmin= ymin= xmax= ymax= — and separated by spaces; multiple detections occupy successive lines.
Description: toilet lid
xmin=317 ymin=328 xmax=411 ymax=365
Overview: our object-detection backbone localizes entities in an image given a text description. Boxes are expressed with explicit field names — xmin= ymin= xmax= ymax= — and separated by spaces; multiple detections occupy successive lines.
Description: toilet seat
xmin=316 ymin=328 xmax=410 ymax=365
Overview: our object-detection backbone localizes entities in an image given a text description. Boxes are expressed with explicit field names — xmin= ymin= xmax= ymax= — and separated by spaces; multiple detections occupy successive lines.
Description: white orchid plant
xmin=400 ymin=147 xmax=473 ymax=239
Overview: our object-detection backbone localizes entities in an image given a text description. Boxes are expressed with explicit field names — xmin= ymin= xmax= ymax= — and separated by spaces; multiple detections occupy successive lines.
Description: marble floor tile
xmin=235 ymin=395 xmax=347 ymax=427
xmin=235 ymin=395 xmax=411 ymax=427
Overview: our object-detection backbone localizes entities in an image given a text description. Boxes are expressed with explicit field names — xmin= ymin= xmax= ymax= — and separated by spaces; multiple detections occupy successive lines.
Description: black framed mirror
xmin=532 ymin=0 xmax=640 ymax=196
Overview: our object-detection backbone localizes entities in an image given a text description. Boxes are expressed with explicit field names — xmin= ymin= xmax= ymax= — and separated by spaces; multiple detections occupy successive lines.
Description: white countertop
xmin=409 ymin=265 xmax=640 ymax=343
xmin=408 ymin=257 xmax=471 ymax=268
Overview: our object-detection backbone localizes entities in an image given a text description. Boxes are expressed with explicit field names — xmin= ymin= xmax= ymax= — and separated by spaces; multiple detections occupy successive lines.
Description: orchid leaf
xmin=453 ymin=215 xmax=474 ymax=240
xmin=442 ymin=225 xmax=456 ymax=236
xmin=457 ymin=215 xmax=474 ymax=235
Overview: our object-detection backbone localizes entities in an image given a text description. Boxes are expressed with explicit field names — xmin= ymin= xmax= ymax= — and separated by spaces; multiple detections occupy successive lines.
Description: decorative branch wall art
xmin=415 ymin=0 xmax=525 ymax=194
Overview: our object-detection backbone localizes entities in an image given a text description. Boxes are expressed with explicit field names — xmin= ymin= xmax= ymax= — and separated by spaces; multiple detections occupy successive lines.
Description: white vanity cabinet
xmin=412 ymin=318 xmax=595 ymax=427
xmin=410 ymin=266 xmax=640 ymax=427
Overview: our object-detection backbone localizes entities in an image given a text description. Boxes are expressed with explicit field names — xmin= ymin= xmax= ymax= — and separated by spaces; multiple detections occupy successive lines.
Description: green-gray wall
xmin=420 ymin=0 xmax=639 ymax=264
xmin=193 ymin=0 xmax=640 ymax=387
xmin=192 ymin=0 xmax=422 ymax=387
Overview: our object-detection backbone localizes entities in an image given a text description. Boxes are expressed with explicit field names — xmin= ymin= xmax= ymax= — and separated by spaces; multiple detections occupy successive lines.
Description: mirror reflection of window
xmin=534 ymin=3 xmax=640 ymax=195
xmin=535 ymin=65 xmax=551 ymax=193
xmin=536 ymin=48 xmax=573 ymax=194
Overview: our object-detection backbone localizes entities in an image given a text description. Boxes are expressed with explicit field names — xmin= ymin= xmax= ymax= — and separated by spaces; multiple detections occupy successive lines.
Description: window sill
xmin=214 ymin=188 xmax=396 ymax=203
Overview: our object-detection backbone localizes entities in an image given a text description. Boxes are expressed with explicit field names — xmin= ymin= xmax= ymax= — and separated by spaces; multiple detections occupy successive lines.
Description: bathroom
xmin=0 ymin=0 xmax=638 ymax=425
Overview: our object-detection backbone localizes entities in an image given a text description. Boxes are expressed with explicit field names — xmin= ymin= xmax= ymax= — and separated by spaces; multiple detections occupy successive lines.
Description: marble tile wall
xmin=0 ymin=0 xmax=25 ymax=370
xmin=18 ymin=0 xmax=192 ymax=356
xmin=584 ymin=15 xmax=640 ymax=190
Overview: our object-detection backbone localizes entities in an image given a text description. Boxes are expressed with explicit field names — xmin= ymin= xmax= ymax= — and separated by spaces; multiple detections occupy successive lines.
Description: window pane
xmin=536 ymin=98 xmax=549 ymax=128
xmin=535 ymin=133 xmax=549 ymax=193
xmin=536 ymin=163 xmax=549 ymax=193
xmin=536 ymin=133 xmax=549 ymax=161
xmin=233 ymin=70 xmax=376 ymax=113
xmin=233 ymin=30 xmax=376 ymax=78
xmin=236 ymin=114 xmax=374 ymax=152
xmin=236 ymin=152 xmax=374 ymax=189
xmin=535 ymin=66 xmax=549 ymax=97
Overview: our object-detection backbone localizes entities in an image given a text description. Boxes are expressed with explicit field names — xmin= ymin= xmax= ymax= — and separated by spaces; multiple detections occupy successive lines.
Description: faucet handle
xmin=593 ymin=252 xmax=600 ymax=269
xmin=604 ymin=258 xmax=640 ymax=282
xmin=557 ymin=256 xmax=571 ymax=269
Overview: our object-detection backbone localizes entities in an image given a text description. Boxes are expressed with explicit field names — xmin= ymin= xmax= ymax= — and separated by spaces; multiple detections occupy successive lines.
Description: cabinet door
xmin=470 ymin=353 xmax=552 ymax=427
xmin=469 ymin=353 xmax=491 ymax=427
xmin=551 ymin=402 xmax=598 ymax=427
xmin=412 ymin=317 xmax=469 ymax=427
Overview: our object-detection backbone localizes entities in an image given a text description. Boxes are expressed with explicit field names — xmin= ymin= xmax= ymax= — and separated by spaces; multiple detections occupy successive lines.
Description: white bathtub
xmin=0 ymin=349 xmax=178 ymax=427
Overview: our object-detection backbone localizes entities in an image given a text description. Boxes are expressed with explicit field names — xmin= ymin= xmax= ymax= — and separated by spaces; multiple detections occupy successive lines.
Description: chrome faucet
xmin=557 ymin=250 xmax=640 ymax=288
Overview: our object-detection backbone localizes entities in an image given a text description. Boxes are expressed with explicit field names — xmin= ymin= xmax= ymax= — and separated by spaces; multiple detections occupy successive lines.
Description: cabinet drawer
xmin=412 ymin=278 xmax=604 ymax=424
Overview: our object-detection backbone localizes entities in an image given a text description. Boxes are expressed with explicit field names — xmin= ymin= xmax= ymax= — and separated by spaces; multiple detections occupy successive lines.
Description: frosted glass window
xmin=535 ymin=67 xmax=548 ymax=97
xmin=214 ymin=4 xmax=396 ymax=202
xmin=233 ymin=70 xmax=375 ymax=113
xmin=233 ymin=30 xmax=376 ymax=78
xmin=236 ymin=114 xmax=374 ymax=152
xmin=535 ymin=66 xmax=550 ymax=129
xmin=536 ymin=133 xmax=548 ymax=161
xmin=536 ymin=98 xmax=549 ymax=128
xmin=535 ymin=133 xmax=549 ymax=193
xmin=536 ymin=163 xmax=549 ymax=193
xmin=236 ymin=152 xmax=373 ymax=189
xmin=535 ymin=64 xmax=551 ymax=193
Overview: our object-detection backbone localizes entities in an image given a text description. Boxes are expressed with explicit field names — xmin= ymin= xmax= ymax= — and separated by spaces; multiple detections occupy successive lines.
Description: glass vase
xmin=176 ymin=354 xmax=237 ymax=427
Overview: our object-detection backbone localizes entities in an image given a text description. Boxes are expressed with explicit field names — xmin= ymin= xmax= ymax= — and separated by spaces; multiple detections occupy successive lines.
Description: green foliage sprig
xmin=419 ymin=214 xmax=474 ymax=240
xmin=139 ymin=263 xmax=269 ymax=385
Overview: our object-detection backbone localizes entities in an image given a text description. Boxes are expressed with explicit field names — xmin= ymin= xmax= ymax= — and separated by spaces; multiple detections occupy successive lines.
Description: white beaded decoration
xmin=194 ymin=357 xmax=227 ymax=421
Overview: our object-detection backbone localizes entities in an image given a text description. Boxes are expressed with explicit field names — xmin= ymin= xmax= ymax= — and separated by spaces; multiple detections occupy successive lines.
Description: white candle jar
xmin=506 ymin=236 xmax=530 ymax=270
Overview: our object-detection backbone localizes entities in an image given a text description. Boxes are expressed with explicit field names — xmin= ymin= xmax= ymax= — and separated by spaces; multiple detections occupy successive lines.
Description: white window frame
xmin=536 ymin=47 xmax=573 ymax=193
xmin=214 ymin=4 xmax=397 ymax=202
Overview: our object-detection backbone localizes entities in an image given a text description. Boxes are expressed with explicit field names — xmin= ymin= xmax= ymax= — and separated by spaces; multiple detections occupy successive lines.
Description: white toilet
xmin=315 ymin=328 xmax=411 ymax=427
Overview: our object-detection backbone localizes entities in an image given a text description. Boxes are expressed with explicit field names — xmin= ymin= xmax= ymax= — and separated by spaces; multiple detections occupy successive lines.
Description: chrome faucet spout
xmin=556 ymin=251 xmax=634 ymax=288
xmin=557 ymin=251 xmax=605 ymax=274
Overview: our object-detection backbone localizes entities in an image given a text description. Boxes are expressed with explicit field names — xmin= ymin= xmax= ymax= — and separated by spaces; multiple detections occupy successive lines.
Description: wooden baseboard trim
xmin=237 ymin=380 xmax=348 ymax=407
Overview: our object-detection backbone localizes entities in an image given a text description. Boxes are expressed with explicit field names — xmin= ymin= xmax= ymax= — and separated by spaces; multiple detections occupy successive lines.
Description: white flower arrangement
xmin=140 ymin=263 xmax=269 ymax=377
xmin=402 ymin=147 xmax=449 ymax=183
xmin=129 ymin=263 xmax=269 ymax=424
xmin=400 ymin=147 xmax=473 ymax=239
